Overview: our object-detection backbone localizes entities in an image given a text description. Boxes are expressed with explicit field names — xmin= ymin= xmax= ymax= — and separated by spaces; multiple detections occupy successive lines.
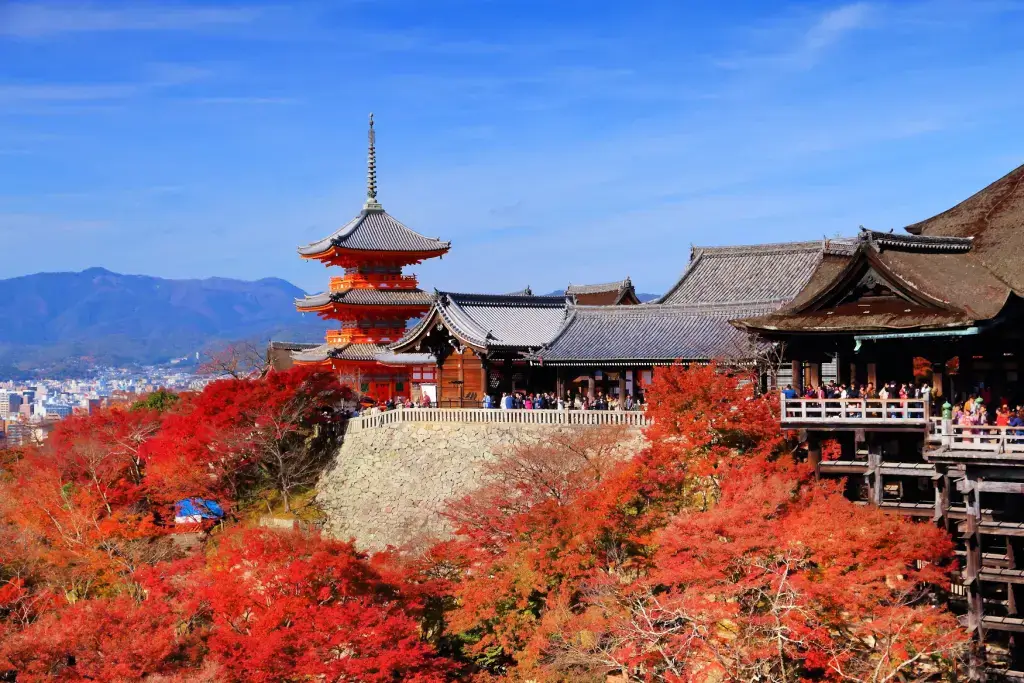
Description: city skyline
xmin=2 ymin=0 xmax=1023 ymax=296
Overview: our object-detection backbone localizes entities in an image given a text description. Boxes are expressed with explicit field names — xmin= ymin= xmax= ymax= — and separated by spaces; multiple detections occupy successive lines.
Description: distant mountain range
xmin=0 ymin=268 xmax=325 ymax=377
xmin=0 ymin=269 xmax=664 ymax=378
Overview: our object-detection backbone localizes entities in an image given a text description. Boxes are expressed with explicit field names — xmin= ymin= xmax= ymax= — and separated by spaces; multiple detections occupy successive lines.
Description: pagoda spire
xmin=364 ymin=112 xmax=382 ymax=211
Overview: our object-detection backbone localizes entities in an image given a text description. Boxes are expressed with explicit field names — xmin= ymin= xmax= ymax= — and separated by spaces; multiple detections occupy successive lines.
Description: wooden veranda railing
xmin=781 ymin=397 xmax=929 ymax=426
xmin=348 ymin=408 xmax=651 ymax=431
xmin=925 ymin=420 xmax=1024 ymax=455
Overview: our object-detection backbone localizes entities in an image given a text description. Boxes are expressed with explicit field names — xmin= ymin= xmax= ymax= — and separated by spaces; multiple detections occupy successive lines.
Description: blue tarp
xmin=175 ymin=498 xmax=225 ymax=519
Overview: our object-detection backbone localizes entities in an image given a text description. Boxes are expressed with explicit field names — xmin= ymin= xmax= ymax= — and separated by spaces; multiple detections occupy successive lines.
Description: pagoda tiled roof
xmin=295 ymin=288 xmax=433 ymax=309
xmin=392 ymin=291 xmax=569 ymax=351
xmin=297 ymin=208 xmax=450 ymax=257
xmin=533 ymin=302 xmax=775 ymax=365
xmin=657 ymin=239 xmax=855 ymax=306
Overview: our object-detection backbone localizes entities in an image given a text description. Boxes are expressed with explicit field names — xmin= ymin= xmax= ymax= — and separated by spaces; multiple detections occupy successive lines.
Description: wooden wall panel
xmin=438 ymin=350 xmax=486 ymax=404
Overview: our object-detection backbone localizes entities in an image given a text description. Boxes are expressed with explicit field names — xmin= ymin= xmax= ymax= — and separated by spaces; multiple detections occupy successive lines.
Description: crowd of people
xmin=952 ymin=394 xmax=1024 ymax=429
xmin=781 ymin=380 xmax=933 ymax=403
xmin=484 ymin=390 xmax=645 ymax=411
xmin=780 ymin=378 xmax=1024 ymax=431
xmin=355 ymin=389 xmax=647 ymax=415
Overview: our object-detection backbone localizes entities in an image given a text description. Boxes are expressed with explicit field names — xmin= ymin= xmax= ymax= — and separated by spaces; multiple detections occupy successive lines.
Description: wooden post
xmin=865 ymin=441 xmax=882 ymax=506
xmin=791 ymin=360 xmax=802 ymax=393
xmin=807 ymin=432 xmax=821 ymax=479
xmin=587 ymin=375 xmax=595 ymax=401
xmin=458 ymin=351 xmax=465 ymax=408
xmin=617 ymin=373 xmax=627 ymax=404
xmin=964 ymin=472 xmax=986 ymax=681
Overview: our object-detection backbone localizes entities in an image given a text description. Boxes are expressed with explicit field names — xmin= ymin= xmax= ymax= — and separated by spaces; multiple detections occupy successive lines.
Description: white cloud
xmin=802 ymin=2 xmax=874 ymax=57
xmin=0 ymin=2 xmax=263 ymax=38
xmin=716 ymin=2 xmax=874 ymax=71
xmin=0 ymin=83 xmax=140 ymax=103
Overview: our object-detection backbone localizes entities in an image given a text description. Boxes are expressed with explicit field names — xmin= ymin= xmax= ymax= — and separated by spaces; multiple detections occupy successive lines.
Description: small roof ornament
xmin=364 ymin=112 xmax=383 ymax=212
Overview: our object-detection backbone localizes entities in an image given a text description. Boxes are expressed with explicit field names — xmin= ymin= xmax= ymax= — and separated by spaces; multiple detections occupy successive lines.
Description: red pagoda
xmin=292 ymin=115 xmax=450 ymax=400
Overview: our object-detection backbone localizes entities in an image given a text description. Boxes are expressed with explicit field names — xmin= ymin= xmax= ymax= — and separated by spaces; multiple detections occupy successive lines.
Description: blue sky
xmin=1 ymin=0 xmax=1023 ymax=296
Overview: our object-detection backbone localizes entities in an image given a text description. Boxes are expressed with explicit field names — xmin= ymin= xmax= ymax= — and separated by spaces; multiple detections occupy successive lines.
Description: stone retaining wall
xmin=316 ymin=421 xmax=641 ymax=550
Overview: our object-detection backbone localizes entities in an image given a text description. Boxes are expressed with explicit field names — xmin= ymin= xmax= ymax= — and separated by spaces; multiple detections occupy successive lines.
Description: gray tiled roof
xmin=566 ymin=278 xmax=631 ymax=295
xmin=268 ymin=341 xmax=320 ymax=352
xmin=534 ymin=302 xmax=776 ymax=365
xmin=295 ymin=288 xmax=433 ymax=309
xmin=393 ymin=292 xmax=569 ymax=351
xmin=292 ymin=343 xmax=333 ymax=364
xmin=297 ymin=208 xmax=450 ymax=256
xmin=657 ymin=240 xmax=854 ymax=306
xmin=439 ymin=292 xmax=568 ymax=348
xmin=331 ymin=343 xmax=390 ymax=361
xmin=375 ymin=351 xmax=436 ymax=365
xmin=291 ymin=342 xmax=393 ymax=365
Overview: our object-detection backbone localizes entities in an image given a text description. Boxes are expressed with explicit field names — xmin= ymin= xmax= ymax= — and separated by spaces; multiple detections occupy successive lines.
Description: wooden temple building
xmin=388 ymin=291 xmax=570 ymax=406
xmin=524 ymin=240 xmax=853 ymax=399
xmin=731 ymin=165 xmax=1024 ymax=680
xmin=289 ymin=115 xmax=450 ymax=400
xmin=272 ymin=121 xmax=1024 ymax=676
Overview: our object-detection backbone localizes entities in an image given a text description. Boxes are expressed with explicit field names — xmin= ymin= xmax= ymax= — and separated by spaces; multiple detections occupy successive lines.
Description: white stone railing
xmin=781 ymin=397 xmax=929 ymax=426
xmin=348 ymin=408 xmax=651 ymax=431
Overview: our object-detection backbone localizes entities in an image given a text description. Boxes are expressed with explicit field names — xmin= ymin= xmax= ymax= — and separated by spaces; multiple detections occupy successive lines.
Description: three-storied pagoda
xmin=292 ymin=115 xmax=450 ymax=400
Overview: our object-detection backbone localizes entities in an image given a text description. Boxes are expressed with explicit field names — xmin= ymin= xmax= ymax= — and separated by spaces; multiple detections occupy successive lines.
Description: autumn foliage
xmin=0 ymin=362 xmax=966 ymax=681
xmin=425 ymin=364 xmax=966 ymax=680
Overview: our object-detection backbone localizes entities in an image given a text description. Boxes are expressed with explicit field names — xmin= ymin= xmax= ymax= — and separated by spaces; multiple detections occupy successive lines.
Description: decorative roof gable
xmin=392 ymin=291 xmax=569 ymax=352
xmin=733 ymin=229 xmax=1011 ymax=334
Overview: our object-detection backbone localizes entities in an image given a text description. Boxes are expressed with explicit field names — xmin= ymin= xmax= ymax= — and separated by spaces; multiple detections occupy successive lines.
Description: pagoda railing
xmin=330 ymin=274 xmax=419 ymax=291
xmin=780 ymin=397 xmax=929 ymax=427
xmin=348 ymin=408 xmax=650 ymax=431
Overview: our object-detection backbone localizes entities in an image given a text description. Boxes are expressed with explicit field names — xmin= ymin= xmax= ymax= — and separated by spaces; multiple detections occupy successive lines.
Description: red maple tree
xmin=425 ymin=363 xmax=966 ymax=679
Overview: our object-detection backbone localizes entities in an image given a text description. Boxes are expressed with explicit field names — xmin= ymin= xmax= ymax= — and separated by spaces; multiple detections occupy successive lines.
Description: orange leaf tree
xmin=425 ymin=363 xmax=965 ymax=680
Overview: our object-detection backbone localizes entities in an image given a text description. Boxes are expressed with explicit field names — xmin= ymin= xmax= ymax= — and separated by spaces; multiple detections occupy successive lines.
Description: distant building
xmin=0 ymin=393 xmax=22 ymax=420
xmin=43 ymin=403 xmax=74 ymax=419
xmin=566 ymin=278 xmax=641 ymax=306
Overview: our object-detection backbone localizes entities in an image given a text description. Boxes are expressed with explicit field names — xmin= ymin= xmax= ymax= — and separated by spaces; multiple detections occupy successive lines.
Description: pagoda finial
xmin=364 ymin=112 xmax=382 ymax=211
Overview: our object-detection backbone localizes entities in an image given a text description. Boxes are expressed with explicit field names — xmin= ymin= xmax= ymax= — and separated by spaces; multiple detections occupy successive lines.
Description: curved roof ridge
xmin=437 ymin=295 xmax=491 ymax=346
xmin=862 ymin=229 xmax=973 ymax=252
xmin=440 ymin=291 xmax=568 ymax=306
xmin=693 ymin=239 xmax=833 ymax=256
xmin=565 ymin=278 xmax=631 ymax=294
